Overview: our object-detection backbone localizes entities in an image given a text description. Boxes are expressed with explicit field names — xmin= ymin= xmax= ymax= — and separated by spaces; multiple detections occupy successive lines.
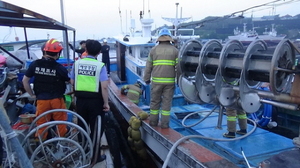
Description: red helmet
xmin=44 ymin=38 xmax=63 ymax=52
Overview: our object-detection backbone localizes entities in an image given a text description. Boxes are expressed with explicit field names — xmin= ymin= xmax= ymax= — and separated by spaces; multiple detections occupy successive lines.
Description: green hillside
xmin=155 ymin=14 xmax=300 ymax=40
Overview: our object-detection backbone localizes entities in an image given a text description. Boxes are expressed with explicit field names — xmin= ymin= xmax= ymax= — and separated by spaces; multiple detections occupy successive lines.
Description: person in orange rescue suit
xmin=143 ymin=27 xmax=178 ymax=129
xmin=223 ymin=107 xmax=248 ymax=138
xmin=22 ymin=38 xmax=69 ymax=140
xmin=121 ymin=82 xmax=143 ymax=105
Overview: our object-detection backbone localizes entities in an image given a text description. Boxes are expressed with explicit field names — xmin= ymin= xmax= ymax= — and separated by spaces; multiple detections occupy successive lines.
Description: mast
xmin=161 ymin=2 xmax=191 ymax=36
xmin=175 ymin=3 xmax=179 ymax=36
xmin=140 ymin=0 xmax=153 ymax=37
xmin=60 ymin=0 xmax=68 ymax=59
xmin=119 ymin=0 xmax=123 ymax=34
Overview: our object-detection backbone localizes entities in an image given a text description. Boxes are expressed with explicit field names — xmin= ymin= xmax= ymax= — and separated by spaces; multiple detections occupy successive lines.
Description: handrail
xmin=0 ymin=109 xmax=33 ymax=168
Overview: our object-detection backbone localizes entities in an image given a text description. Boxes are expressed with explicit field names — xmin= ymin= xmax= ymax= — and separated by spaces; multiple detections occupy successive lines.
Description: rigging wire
xmin=14 ymin=27 xmax=19 ymax=41
xmin=2 ymin=27 xmax=12 ymax=43
xmin=231 ymin=0 xmax=300 ymax=17
xmin=194 ymin=0 xmax=300 ymax=27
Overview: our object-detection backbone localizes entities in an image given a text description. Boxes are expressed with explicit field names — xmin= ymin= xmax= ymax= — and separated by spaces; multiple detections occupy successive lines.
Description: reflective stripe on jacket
xmin=121 ymin=84 xmax=142 ymax=104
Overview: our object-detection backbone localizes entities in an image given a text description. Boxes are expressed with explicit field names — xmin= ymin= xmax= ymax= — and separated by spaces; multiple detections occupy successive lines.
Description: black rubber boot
xmin=161 ymin=115 xmax=170 ymax=129
xmin=149 ymin=114 xmax=159 ymax=126
xmin=97 ymin=154 xmax=106 ymax=162
xmin=223 ymin=132 xmax=236 ymax=138
xmin=236 ymin=129 xmax=247 ymax=135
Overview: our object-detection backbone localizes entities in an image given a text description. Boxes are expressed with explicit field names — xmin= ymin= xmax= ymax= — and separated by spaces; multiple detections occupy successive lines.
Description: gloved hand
xmin=121 ymin=88 xmax=127 ymax=95
xmin=145 ymin=80 xmax=150 ymax=85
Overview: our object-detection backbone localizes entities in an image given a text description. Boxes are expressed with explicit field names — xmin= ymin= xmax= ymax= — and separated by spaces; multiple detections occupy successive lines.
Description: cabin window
xmin=139 ymin=46 xmax=151 ymax=60
xmin=3 ymin=45 xmax=14 ymax=51
xmin=137 ymin=66 xmax=142 ymax=76
xmin=126 ymin=46 xmax=133 ymax=58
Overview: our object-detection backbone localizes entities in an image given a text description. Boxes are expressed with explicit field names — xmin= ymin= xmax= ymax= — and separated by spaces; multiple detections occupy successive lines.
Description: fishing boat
xmin=227 ymin=23 xmax=258 ymax=45
xmin=107 ymin=5 xmax=300 ymax=168
xmin=227 ymin=23 xmax=287 ymax=47
xmin=2 ymin=1 xmax=300 ymax=168
xmin=0 ymin=2 xmax=119 ymax=168
xmin=258 ymin=24 xmax=287 ymax=45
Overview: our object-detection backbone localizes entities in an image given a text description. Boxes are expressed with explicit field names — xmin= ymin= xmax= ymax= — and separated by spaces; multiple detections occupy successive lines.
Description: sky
xmin=1 ymin=0 xmax=300 ymax=42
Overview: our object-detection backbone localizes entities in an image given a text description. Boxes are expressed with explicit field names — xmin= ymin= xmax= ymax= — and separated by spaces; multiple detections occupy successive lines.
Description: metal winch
xmin=178 ymin=38 xmax=300 ymax=113
xmin=177 ymin=39 xmax=203 ymax=104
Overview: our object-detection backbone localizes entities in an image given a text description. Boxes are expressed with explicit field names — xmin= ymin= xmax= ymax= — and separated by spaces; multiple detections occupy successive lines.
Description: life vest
xmin=74 ymin=57 xmax=104 ymax=98
xmin=33 ymin=59 xmax=66 ymax=96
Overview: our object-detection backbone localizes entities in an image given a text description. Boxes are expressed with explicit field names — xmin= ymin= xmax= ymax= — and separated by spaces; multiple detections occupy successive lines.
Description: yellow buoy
xmin=134 ymin=139 xmax=144 ymax=150
xmin=136 ymin=148 xmax=147 ymax=160
xmin=131 ymin=129 xmax=141 ymax=141
xmin=127 ymin=127 xmax=132 ymax=137
xmin=128 ymin=136 xmax=134 ymax=147
xmin=131 ymin=118 xmax=141 ymax=130
xmin=129 ymin=116 xmax=137 ymax=126
xmin=138 ymin=111 xmax=149 ymax=120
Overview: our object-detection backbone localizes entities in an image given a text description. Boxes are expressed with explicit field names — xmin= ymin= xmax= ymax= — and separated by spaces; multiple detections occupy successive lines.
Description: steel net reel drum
xmin=195 ymin=39 xmax=223 ymax=104
xmin=178 ymin=39 xmax=203 ymax=103
xmin=270 ymin=39 xmax=295 ymax=95
xmin=239 ymin=39 xmax=295 ymax=113
xmin=215 ymin=40 xmax=245 ymax=107
xmin=240 ymin=39 xmax=268 ymax=113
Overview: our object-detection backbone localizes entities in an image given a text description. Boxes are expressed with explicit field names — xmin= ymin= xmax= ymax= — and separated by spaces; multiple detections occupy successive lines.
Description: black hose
xmin=105 ymin=111 xmax=135 ymax=168
xmin=105 ymin=127 xmax=122 ymax=168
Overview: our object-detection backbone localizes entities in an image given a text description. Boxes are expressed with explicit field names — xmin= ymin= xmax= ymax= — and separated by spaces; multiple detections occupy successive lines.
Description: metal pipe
xmin=168 ymin=29 xmax=195 ymax=35
xmin=64 ymin=29 xmax=71 ymax=71
xmin=233 ymin=86 xmax=300 ymax=104
xmin=216 ymin=105 xmax=224 ymax=129
xmin=60 ymin=0 xmax=68 ymax=59
xmin=73 ymin=31 xmax=76 ymax=60
xmin=0 ymin=109 xmax=33 ymax=168
xmin=260 ymin=99 xmax=298 ymax=111
xmin=175 ymin=3 xmax=179 ymax=36
xmin=23 ymin=27 xmax=30 ymax=60
xmin=274 ymin=67 xmax=295 ymax=73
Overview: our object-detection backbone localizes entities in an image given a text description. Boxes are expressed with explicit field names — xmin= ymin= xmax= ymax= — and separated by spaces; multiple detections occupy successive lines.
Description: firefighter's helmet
xmin=44 ymin=38 xmax=63 ymax=52
xmin=158 ymin=28 xmax=171 ymax=37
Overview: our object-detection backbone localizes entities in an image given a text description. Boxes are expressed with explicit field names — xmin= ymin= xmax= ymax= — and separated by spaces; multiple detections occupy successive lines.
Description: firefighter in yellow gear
xmin=143 ymin=27 xmax=179 ymax=129
xmin=223 ymin=108 xmax=248 ymax=138
xmin=121 ymin=82 xmax=143 ymax=105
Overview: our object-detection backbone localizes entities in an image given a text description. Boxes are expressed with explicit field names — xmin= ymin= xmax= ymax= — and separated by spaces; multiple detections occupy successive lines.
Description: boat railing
xmin=154 ymin=28 xmax=199 ymax=37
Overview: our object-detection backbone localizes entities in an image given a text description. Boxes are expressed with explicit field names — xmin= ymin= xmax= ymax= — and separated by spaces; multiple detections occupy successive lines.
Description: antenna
xmin=118 ymin=0 xmax=123 ymax=34
xmin=143 ymin=0 xmax=145 ymax=16
xmin=180 ymin=7 xmax=182 ymax=18
xmin=126 ymin=10 xmax=128 ymax=35
xmin=175 ymin=3 xmax=179 ymax=36
xmin=148 ymin=0 xmax=151 ymax=18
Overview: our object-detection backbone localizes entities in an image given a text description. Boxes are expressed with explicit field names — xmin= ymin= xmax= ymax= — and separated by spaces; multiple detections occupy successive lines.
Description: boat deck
xmin=108 ymin=72 xmax=298 ymax=168
xmin=141 ymin=104 xmax=296 ymax=167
